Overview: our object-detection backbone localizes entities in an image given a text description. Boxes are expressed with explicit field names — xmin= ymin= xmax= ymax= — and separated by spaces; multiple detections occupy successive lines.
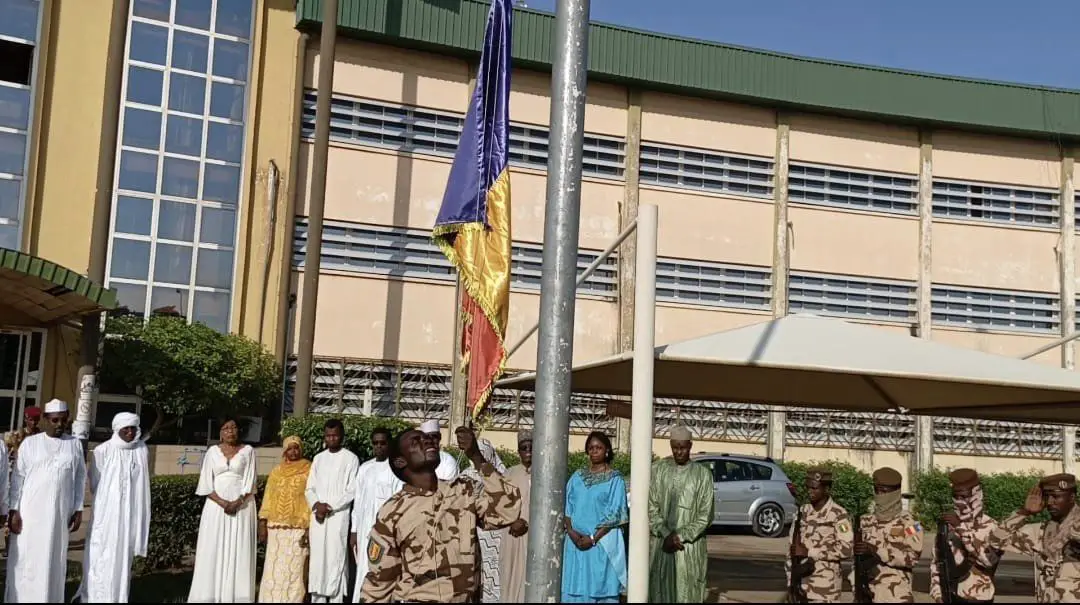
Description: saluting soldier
xmin=929 ymin=468 xmax=1003 ymax=604
xmin=358 ymin=427 xmax=522 ymax=603
xmin=786 ymin=468 xmax=854 ymax=603
xmin=854 ymin=467 xmax=923 ymax=603
xmin=996 ymin=473 xmax=1080 ymax=603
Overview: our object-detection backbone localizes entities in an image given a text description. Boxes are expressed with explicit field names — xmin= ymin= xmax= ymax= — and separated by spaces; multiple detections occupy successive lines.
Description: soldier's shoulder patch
xmin=837 ymin=521 xmax=851 ymax=534
xmin=890 ymin=526 xmax=905 ymax=537
xmin=367 ymin=537 xmax=385 ymax=564
xmin=906 ymin=522 xmax=922 ymax=536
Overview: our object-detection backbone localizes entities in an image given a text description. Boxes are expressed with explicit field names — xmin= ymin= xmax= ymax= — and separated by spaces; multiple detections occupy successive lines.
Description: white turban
xmin=43 ymin=399 xmax=68 ymax=414
xmin=419 ymin=419 xmax=440 ymax=434
xmin=111 ymin=412 xmax=143 ymax=448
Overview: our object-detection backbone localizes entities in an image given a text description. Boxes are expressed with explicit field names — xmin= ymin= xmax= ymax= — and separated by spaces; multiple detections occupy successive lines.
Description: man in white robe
xmin=419 ymin=419 xmax=458 ymax=481
xmin=77 ymin=412 xmax=151 ymax=603
xmin=306 ymin=418 xmax=360 ymax=603
xmin=348 ymin=427 xmax=403 ymax=602
xmin=6 ymin=398 xmax=86 ymax=603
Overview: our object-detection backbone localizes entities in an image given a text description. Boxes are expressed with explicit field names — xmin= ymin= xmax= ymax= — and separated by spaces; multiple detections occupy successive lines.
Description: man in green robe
xmin=648 ymin=425 xmax=715 ymax=602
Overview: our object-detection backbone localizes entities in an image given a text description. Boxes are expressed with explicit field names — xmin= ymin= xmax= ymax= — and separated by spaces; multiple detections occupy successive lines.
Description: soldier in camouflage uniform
xmin=358 ymin=427 xmax=522 ymax=603
xmin=854 ymin=467 xmax=923 ymax=603
xmin=995 ymin=473 xmax=1080 ymax=603
xmin=929 ymin=468 xmax=1002 ymax=603
xmin=786 ymin=468 xmax=854 ymax=603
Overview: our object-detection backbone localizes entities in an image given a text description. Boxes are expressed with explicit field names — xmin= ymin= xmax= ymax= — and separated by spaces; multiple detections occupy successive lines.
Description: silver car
xmin=693 ymin=453 xmax=799 ymax=538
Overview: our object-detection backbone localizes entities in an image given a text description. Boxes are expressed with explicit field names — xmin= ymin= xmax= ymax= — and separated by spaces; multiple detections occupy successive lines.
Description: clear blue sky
xmin=524 ymin=0 xmax=1080 ymax=90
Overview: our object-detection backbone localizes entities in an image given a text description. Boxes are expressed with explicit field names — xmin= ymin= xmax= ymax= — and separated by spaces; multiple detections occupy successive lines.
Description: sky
xmin=523 ymin=0 xmax=1080 ymax=90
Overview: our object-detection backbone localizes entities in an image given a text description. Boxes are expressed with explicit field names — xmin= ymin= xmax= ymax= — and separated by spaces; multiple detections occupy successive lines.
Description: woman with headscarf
xmin=257 ymin=436 xmax=312 ymax=603
xmin=76 ymin=412 xmax=151 ymax=603
xmin=188 ymin=417 xmax=258 ymax=603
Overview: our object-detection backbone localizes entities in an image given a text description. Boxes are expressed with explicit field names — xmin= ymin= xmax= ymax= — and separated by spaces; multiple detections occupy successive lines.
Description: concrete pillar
xmin=767 ymin=114 xmax=790 ymax=461
xmin=615 ymin=89 xmax=642 ymax=453
xmin=1060 ymin=150 xmax=1076 ymax=474
xmin=913 ymin=131 xmax=934 ymax=474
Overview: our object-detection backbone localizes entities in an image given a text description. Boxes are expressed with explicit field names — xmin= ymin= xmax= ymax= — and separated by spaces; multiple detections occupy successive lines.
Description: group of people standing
xmin=786 ymin=466 xmax=1080 ymax=603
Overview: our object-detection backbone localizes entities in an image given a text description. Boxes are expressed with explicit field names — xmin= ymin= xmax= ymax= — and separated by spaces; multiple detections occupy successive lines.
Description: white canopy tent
xmin=497 ymin=313 xmax=1080 ymax=425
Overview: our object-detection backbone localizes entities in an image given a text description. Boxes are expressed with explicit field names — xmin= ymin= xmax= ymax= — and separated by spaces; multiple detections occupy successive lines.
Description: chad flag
xmin=433 ymin=0 xmax=513 ymax=419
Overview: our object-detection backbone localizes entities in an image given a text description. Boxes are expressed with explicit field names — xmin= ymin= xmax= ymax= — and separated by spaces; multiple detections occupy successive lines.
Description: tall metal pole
xmin=524 ymin=0 xmax=591 ymax=601
xmin=292 ymin=0 xmax=339 ymax=417
xmin=626 ymin=204 xmax=658 ymax=603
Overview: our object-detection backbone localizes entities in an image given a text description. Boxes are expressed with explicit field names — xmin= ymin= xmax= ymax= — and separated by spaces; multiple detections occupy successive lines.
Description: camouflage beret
xmin=949 ymin=468 xmax=980 ymax=490
xmin=806 ymin=468 xmax=833 ymax=485
xmin=872 ymin=467 xmax=902 ymax=487
xmin=1040 ymin=473 xmax=1077 ymax=492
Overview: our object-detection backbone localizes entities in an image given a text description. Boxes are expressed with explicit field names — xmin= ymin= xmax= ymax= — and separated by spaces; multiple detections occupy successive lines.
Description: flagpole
xmin=524 ymin=0 xmax=591 ymax=601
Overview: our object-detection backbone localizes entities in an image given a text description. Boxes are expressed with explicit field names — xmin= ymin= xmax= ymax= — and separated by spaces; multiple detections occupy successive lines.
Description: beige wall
xmin=788 ymin=113 xmax=920 ymax=174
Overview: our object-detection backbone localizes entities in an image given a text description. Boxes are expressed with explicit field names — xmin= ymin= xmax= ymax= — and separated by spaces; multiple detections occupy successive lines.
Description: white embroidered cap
xmin=44 ymin=398 xmax=69 ymax=414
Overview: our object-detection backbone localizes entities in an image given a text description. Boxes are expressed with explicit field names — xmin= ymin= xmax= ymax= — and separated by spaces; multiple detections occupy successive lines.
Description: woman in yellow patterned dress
xmin=257 ymin=436 xmax=312 ymax=603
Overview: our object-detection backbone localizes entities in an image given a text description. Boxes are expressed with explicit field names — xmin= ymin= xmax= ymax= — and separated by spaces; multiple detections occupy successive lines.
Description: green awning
xmin=0 ymin=248 xmax=117 ymax=327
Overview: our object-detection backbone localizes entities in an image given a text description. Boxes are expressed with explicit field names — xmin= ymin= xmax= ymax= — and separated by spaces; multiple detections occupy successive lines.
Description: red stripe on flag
xmin=461 ymin=292 xmax=503 ymax=414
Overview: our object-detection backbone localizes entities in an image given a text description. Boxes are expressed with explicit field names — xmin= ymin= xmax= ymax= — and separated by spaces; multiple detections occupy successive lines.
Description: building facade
xmin=6 ymin=0 xmax=1080 ymax=481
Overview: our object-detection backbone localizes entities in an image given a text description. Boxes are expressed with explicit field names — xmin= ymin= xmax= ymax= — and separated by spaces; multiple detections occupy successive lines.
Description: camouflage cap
xmin=948 ymin=468 xmax=980 ymax=490
xmin=1040 ymin=473 xmax=1077 ymax=493
xmin=872 ymin=467 xmax=902 ymax=488
xmin=805 ymin=468 xmax=833 ymax=485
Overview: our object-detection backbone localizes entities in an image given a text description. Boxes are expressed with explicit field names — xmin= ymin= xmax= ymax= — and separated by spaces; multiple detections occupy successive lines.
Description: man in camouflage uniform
xmin=995 ymin=473 xmax=1080 ymax=603
xmin=930 ymin=468 xmax=1002 ymax=603
xmin=359 ymin=426 xmax=522 ymax=603
xmin=786 ymin=468 xmax=853 ymax=603
xmin=854 ymin=467 xmax=923 ymax=603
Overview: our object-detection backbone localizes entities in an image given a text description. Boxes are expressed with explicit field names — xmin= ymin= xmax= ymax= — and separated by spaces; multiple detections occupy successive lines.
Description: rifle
xmin=852 ymin=516 xmax=874 ymax=603
xmin=787 ymin=512 xmax=812 ymax=603
xmin=935 ymin=519 xmax=1002 ymax=604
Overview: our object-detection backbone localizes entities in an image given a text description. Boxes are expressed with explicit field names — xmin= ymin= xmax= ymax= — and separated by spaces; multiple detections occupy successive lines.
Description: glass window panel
xmin=167 ymin=73 xmax=206 ymax=114
xmin=192 ymin=290 xmax=229 ymax=332
xmin=0 ymin=0 xmax=41 ymax=41
xmin=174 ymin=0 xmax=212 ymax=30
xmin=110 ymin=239 xmax=152 ymax=280
xmin=0 ymin=85 xmax=30 ymax=130
xmin=206 ymin=122 xmax=242 ymax=163
xmin=110 ymin=282 xmax=148 ymax=315
xmin=129 ymin=22 xmax=169 ymax=66
xmin=0 ymin=131 xmax=26 ymax=175
xmin=0 ymin=179 xmax=19 ymax=220
xmin=215 ymin=0 xmax=252 ymax=38
xmin=125 ymin=66 xmax=164 ymax=106
xmin=211 ymin=39 xmax=248 ymax=81
xmin=0 ymin=223 xmax=17 ymax=250
xmin=161 ymin=157 xmax=199 ymax=199
xmin=150 ymin=285 xmax=188 ymax=318
xmin=153 ymin=241 xmax=193 ymax=284
xmin=157 ymin=199 xmax=196 ymax=241
xmin=199 ymin=206 xmax=235 ymax=246
xmin=171 ymin=31 xmax=209 ymax=73
xmin=202 ymin=164 xmax=239 ymax=204
xmin=114 ymin=195 xmax=154 ymax=235
xmin=195 ymin=248 xmax=233 ymax=289
xmin=121 ymin=108 xmax=162 ymax=150
xmin=164 ymin=114 xmax=203 ymax=157
xmin=208 ymin=81 xmax=244 ymax=121
xmin=118 ymin=150 xmax=159 ymax=193
xmin=132 ymin=0 xmax=171 ymax=22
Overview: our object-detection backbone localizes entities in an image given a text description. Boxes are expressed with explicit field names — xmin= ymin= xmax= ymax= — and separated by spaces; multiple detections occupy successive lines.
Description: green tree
xmin=101 ymin=315 xmax=281 ymax=436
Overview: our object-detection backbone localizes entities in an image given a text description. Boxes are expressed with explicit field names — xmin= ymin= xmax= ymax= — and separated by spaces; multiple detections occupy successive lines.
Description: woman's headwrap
xmin=110 ymin=412 xmax=143 ymax=449
xmin=282 ymin=435 xmax=303 ymax=458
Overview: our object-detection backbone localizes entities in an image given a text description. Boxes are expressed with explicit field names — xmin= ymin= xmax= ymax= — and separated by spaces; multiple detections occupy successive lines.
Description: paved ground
xmin=703 ymin=531 xmax=1036 ymax=603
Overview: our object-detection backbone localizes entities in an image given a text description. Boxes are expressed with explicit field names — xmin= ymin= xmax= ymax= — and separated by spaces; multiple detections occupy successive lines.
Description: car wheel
xmin=752 ymin=503 xmax=785 ymax=538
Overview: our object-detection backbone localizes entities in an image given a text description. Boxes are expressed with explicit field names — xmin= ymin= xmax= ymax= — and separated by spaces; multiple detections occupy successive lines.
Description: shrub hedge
xmin=779 ymin=460 xmax=875 ymax=518
xmin=910 ymin=467 xmax=1046 ymax=528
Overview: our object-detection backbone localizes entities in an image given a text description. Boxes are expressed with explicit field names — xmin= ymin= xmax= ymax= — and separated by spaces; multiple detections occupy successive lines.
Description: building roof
xmin=296 ymin=0 xmax=1080 ymax=141
xmin=0 ymin=248 xmax=116 ymax=327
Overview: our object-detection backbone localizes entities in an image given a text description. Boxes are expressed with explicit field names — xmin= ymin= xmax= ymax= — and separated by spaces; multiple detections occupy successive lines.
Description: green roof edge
xmin=0 ymin=248 xmax=118 ymax=313
xmin=296 ymin=0 xmax=1080 ymax=141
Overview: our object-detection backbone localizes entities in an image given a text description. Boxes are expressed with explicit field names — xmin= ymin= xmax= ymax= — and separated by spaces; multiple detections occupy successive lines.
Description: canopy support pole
xmin=627 ymin=203 xmax=658 ymax=603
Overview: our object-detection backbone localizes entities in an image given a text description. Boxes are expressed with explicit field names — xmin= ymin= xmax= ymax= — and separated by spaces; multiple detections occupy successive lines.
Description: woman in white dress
xmin=188 ymin=417 xmax=258 ymax=603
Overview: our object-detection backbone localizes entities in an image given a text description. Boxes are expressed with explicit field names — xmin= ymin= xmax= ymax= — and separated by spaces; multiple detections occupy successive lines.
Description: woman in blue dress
xmin=561 ymin=431 xmax=629 ymax=603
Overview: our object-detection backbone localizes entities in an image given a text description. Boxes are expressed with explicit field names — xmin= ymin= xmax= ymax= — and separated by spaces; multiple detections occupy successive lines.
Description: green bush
xmin=138 ymin=473 xmax=269 ymax=574
xmin=278 ymin=414 xmax=414 ymax=461
xmin=780 ymin=460 xmax=874 ymax=518
xmin=912 ymin=467 xmax=1045 ymax=529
